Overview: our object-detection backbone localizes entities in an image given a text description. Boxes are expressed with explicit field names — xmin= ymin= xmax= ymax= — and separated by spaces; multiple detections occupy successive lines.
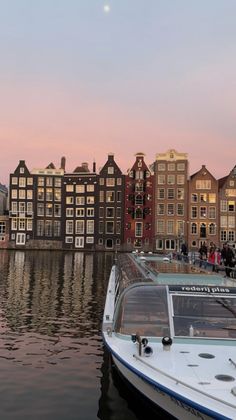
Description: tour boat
xmin=102 ymin=253 xmax=236 ymax=420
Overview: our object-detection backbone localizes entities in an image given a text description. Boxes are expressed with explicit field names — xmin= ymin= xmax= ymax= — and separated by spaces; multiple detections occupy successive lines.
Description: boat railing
xmin=133 ymin=353 xmax=236 ymax=410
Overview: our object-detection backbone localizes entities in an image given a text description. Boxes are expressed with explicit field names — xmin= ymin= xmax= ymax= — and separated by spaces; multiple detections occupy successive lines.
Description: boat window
xmin=114 ymin=285 xmax=170 ymax=337
xmin=172 ymin=295 xmax=236 ymax=338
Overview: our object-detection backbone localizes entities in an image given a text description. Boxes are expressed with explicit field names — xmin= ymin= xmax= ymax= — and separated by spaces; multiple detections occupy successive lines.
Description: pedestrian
xmin=221 ymin=243 xmax=234 ymax=277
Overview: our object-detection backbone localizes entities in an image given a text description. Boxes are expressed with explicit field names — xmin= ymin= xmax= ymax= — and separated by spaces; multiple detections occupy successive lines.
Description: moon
xmin=104 ymin=4 xmax=110 ymax=13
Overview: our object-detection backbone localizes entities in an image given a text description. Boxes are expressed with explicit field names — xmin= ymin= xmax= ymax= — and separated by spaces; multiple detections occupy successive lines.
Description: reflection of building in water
xmin=5 ymin=251 xmax=30 ymax=329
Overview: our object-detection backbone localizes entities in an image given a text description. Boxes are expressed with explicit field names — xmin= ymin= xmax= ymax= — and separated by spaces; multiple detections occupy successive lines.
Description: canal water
xmin=0 ymin=250 xmax=172 ymax=420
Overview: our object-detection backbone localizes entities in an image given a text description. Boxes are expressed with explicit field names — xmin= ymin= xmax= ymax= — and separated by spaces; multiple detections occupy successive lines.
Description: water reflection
xmin=0 ymin=250 xmax=173 ymax=419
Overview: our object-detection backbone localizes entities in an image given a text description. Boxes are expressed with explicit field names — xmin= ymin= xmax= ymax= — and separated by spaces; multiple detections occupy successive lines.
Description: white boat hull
xmin=112 ymin=355 xmax=225 ymax=420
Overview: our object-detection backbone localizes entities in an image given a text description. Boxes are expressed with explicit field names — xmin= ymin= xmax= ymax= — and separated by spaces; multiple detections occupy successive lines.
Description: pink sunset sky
xmin=1 ymin=1 xmax=236 ymax=185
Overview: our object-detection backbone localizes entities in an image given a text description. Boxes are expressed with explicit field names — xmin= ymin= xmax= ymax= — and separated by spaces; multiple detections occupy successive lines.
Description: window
xmin=46 ymin=203 xmax=53 ymax=216
xmin=167 ymin=189 xmax=175 ymax=199
xmin=99 ymin=178 xmax=104 ymax=185
xmin=156 ymin=239 xmax=163 ymax=250
xmin=228 ymin=201 xmax=235 ymax=212
xmin=106 ymin=178 xmax=115 ymax=186
xmin=66 ymin=237 xmax=73 ymax=243
xmin=209 ymin=207 xmax=216 ymax=219
xmin=177 ymin=189 xmax=184 ymax=200
xmin=66 ymin=208 xmax=74 ymax=217
xmin=37 ymin=203 xmax=44 ymax=216
xmin=18 ymin=218 xmax=25 ymax=230
xmin=167 ymin=204 xmax=174 ymax=215
xmin=200 ymin=207 xmax=207 ymax=218
xmin=19 ymin=202 xmax=25 ymax=214
xmin=87 ymin=184 xmax=94 ymax=192
xmin=0 ymin=222 xmax=6 ymax=234
xmin=27 ymin=219 xmax=33 ymax=231
xmin=196 ymin=180 xmax=211 ymax=189
xmin=75 ymin=237 xmax=84 ymax=248
xmin=16 ymin=233 xmax=26 ymax=245
xmin=38 ymin=177 xmax=44 ymax=186
xmin=20 ymin=167 xmax=25 ymax=174
xmin=99 ymin=191 xmax=104 ymax=202
xmin=87 ymin=220 xmax=94 ymax=234
xmin=99 ymin=221 xmax=104 ymax=234
xmin=135 ymin=222 xmax=143 ymax=237
xmin=220 ymin=230 xmax=227 ymax=241
xmin=76 ymin=208 xmax=85 ymax=217
xmin=229 ymin=180 xmax=235 ymax=187
xmin=98 ymin=238 xmax=103 ymax=245
xmin=209 ymin=193 xmax=216 ymax=203
xmin=11 ymin=177 xmax=18 ymax=185
xmin=200 ymin=193 xmax=207 ymax=203
xmin=27 ymin=177 xmax=33 ymax=185
xmin=228 ymin=216 xmax=235 ymax=228
xmin=191 ymin=223 xmax=197 ymax=234
xmin=106 ymin=221 xmax=114 ymax=233
xmin=135 ymin=195 xmax=143 ymax=205
xmin=54 ymin=204 xmax=61 ymax=217
xmin=19 ymin=190 xmax=26 ymax=199
xmin=220 ymin=216 xmax=227 ymax=228
xmin=191 ymin=207 xmax=197 ymax=218
xmin=117 ymin=191 xmax=121 ymax=202
xmin=76 ymin=185 xmax=85 ymax=193
xmin=135 ymin=183 xmax=143 ymax=192
xmin=220 ymin=200 xmax=227 ymax=212
xmin=117 ymin=178 xmax=122 ymax=185
xmin=116 ymin=222 xmax=121 ymax=234
xmin=66 ymin=196 xmax=74 ymax=205
xmin=66 ymin=184 xmax=74 ymax=192
xmin=108 ymin=166 xmax=114 ymax=174
xmin=177 ymin=163 xmax=185 ymax=171
xmin=54 ymin=189 xmax=61 ymax=201
xmin=135 ymin=171 xmax=143 ymax=180
xmin=191 ymin=193 xmax=198 ymax=202
xmin=157 ymin=203 xmax=164 ymax=215
xmin=54 ymin=178 xmax=61 ymax=187
xmin=177 ymin=203 xmax=184 ymax=216
xmin=27 ymin=202 xmax=33 ymax=214
xmin=45 ymin=221 xmax=53 ymax=236
xmin=229 ymin=231 xmax=235 ymax=242
xmin=86 ymin=237 xmax=94 ymax=244
xmin=168 ymin=163 xmax=175 ymax=171
xmin=46 ymin=188 xmax=53 ymax=201
xmin=116 ymin=207 xmax=121 ymax=218
xmin=46 ymin=177 xmax=53 ymax=187
xmin=76 ymin=197 xmax=85 ymax=205
xmin=11 ymin=202 xmax=17 ymax=213
xmin=37 ymin=220 xmax=44 ymax=236
xmin=158 ymin=163 xmax=165 ymax=171
xmin=66 ymin=220 xmax=74 ymax=234
xmin=165 ymin=239 xmax=175 ymax=250
xmin=158 ymin=188 xmax=165 ymax=199
xmin=54 ymin=221 xmax=61 ymax=237
xmin=209 ymin=223 xmax=216 ymax=235
xmin=167 ymin=220 xmax=174 ymax=234
xmin=87 ymin=208 xmax=94 ymax=217
xmin=87 ymin=196 xmax=94 ymax=204
xmin=106 ymin=207 xmax=114 ymax=218
xmin=11 ymin=189 xmax=18 ymax=199
xmin=157 ymin=220 xmax=164 ymax=234
xmin=158 ymin=175 xmax=165 ymax=184
xmin=27 ymin=190 xmax=33 ymax=199
xmin=76 ymin=220 xmax=84 ymax=234
xmin=177 ymin=175 xmax=185 ymax=184
xmin=19 ymin=177 xmax=26 ymax=187
xmin=106 ymin=191 xmax=114 ymax=202
xmin=167 ymin=175 xmax=175 ymax=185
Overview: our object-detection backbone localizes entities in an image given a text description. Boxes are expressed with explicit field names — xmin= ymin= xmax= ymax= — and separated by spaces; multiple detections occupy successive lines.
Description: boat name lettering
xmin=170 ymin=396 xmax=205 ymax=419
xmin=170 ymin=286 xmax=231 ymax=294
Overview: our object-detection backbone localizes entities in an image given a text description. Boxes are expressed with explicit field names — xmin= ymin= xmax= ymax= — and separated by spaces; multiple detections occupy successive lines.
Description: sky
xmin=1 ymin=0 xmax=236 ymax=185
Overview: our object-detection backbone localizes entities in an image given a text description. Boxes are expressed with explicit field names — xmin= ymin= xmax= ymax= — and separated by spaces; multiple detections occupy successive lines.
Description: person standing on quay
xmin=221 ymin=243 xmax=235 ymax=277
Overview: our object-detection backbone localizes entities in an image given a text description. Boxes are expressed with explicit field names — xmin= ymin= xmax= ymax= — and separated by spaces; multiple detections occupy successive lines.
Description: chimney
xmin=82 ymin=162 xmax=89 ymax=170
xmin=60 ymin=156 xmax=66 ymax=170
xmin=93 ymin=161 xmax=96 ymax=173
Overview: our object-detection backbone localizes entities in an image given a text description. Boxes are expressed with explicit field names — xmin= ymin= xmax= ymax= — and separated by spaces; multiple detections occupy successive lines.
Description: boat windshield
xmin=172 ymin=295 xmax=236 ymax=339
xmin=114 ymin=285 xmax=170 ymax=337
